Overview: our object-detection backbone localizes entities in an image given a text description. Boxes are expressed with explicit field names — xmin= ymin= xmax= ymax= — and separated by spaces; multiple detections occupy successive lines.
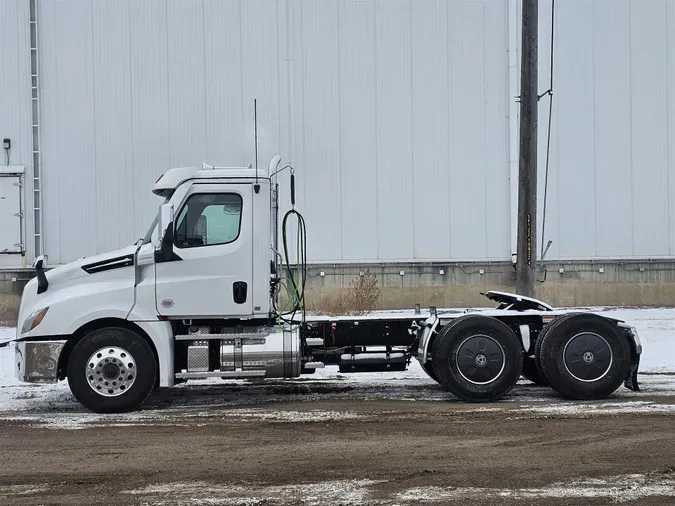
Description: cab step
xmin=175 ymin=370 xmax=266 ymax=380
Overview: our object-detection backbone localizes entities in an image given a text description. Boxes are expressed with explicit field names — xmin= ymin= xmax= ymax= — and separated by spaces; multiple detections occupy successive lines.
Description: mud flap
xmin=617 ymin=322 xmax=641 ymax=392
xmin=624 ymin=354 xmax=640 ymax=392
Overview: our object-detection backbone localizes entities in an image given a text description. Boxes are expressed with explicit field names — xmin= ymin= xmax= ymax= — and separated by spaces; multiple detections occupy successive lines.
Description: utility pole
xmin=516 ymin=0 xmax=538 ymax=298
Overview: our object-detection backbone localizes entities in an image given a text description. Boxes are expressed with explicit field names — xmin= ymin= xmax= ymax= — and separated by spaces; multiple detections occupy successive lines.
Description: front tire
xmin=537 ymin=313 xmax=631 ymax=400
xmin=431 ymin=315 xmax=523 ymax=402
xmin=67 ymin=327 xmax=157 ymax=413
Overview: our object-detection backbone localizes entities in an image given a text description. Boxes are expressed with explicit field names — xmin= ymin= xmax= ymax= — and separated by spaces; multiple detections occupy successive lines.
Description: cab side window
xmin=174 ymin=193 xmax=243 ymax=248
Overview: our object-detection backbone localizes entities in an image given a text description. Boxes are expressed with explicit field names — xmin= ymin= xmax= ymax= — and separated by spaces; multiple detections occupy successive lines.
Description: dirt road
xmin=2 ymin=375 xmax=675 ymax=505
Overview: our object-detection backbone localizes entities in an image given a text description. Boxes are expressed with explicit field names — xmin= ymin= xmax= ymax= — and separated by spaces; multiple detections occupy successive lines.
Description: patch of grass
xmin=311 ymin=273 xmax=381 ymax=316
xmin=0 ymin=294 xmax=20 ymax=326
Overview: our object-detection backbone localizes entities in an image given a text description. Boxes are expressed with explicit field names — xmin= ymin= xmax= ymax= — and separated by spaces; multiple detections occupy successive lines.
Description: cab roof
xmin=152 ymin=165 xmax=269 ymax=196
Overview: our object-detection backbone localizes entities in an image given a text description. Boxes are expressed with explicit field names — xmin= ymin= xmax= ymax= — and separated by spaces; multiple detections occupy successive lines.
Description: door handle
xmin=233 ymin=281 xmax=248 ymax=304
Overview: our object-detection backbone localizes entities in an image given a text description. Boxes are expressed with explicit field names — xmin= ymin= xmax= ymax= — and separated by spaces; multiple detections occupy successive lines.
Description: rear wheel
xmin=67 ymin=327 xmax=157 ymax=413
xmin=431 ymin=315 xmax=523 ymax=402
xmin=421 ymin=361 xmax=439 ymax=383
xmin=537 ymin=313 xmax=630 ymax=400
xmin=521 ymin=356 xmax=548 ymax=386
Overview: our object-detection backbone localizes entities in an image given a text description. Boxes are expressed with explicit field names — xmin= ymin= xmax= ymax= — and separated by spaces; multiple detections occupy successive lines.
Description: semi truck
xmin=11 ymin=155 xmax=642 ymax=413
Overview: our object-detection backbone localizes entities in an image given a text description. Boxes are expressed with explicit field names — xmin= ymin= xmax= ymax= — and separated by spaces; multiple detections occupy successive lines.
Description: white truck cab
xmin=15 ymin=159 xmax=301 ymax=412
xmin=13 ymin=157 xmax=642 ymax=413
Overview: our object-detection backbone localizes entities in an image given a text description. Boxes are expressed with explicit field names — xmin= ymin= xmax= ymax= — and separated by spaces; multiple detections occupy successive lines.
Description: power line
xmin=540 ymin=0 xmax=556 ymax=269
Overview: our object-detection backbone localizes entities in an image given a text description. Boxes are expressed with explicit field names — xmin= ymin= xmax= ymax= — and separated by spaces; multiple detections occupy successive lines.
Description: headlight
xmin=21 ymin=307 xmax=49 ymax=334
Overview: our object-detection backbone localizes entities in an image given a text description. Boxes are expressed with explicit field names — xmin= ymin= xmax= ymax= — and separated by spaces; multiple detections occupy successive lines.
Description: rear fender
xmin=416 ymin=314 xmax=440 ymax=365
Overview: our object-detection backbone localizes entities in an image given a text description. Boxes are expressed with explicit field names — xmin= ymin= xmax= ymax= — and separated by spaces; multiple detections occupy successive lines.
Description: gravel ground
xmin=2 ymin=373 xmax=675 ymax=505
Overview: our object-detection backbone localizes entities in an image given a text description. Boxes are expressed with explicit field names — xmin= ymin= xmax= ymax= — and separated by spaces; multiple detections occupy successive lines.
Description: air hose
xmin=273 ymin=170 xmax=308 ymax=326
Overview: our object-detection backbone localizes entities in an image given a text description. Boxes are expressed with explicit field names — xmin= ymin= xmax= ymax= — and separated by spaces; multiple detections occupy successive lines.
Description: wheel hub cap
xmin=563 ymin=332 xmax=612 ymax=382
xmin=583 ymin=351 xmax=595 ymax=364
xmin=456 ymin=335 xmax=505 ymax=385
xmin=86 ymin=347 xmax=137 ymax=397
xmin=101 ymin=363 xmax=120 ymax=380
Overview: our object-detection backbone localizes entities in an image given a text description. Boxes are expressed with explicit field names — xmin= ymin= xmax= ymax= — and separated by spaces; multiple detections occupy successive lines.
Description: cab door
xmin=155 ymin=183 xmax=253 ymax=318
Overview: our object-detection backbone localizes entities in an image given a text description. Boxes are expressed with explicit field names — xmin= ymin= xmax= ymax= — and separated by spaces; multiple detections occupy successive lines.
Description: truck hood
xmin=17 ymin=244 xmax=140 ymax=338
xmin=43 ymin=245 xmax=138 ymax=286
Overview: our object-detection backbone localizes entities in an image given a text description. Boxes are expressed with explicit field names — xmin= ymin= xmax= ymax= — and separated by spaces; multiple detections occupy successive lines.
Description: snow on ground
xmin=6 ymin=472 xmax=675 ymax=504
xmin=593 ymin=307 xmax=675 ymax=372
xmin=117 ymin=471 xmax=675 ymax=504
xmin=121 ymin=479 xmax=388 ymax=505
xmin=1 ymin=307 xmax=675 ymax=426
xmin=392 ymin=471 xmax=675 ymax=504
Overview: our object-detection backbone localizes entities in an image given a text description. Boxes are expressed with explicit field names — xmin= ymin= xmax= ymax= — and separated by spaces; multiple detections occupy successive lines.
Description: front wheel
xmin=67 ymin=327 xmax=157 ymax=413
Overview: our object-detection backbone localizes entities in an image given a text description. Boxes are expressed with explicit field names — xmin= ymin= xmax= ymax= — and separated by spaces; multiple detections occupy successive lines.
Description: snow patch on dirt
xmin=0 ymin=484 xmax=50 ymax=497
xmin=0 ymin=407 xmax=363 ymax=430
xmin=119 ymin=472 xmax=675 ymax=504
xmin=122 ymin=479 xmax=386 ymax=506
xmin=219 ymin=408 xmax=363 ymax=423
xmin=397 ymin=472 xmax=675 ymax=503
xmin=514 ymin=400 xmax=675 ymax=417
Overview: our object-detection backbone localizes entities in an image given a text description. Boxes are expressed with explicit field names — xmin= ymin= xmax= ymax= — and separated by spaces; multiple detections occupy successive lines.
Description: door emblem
xmin=161 ymin=299 xmax=175 ymax=308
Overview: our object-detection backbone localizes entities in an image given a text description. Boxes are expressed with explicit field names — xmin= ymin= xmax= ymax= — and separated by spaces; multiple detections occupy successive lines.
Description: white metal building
xmin=1 ymin=0 xmax=675 ymax=269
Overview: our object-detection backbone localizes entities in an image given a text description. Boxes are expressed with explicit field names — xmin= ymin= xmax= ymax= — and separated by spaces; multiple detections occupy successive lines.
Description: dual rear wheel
xmin=427 ymin=313 xmax=631 ymax=402
xmin=533 ymin=312 xmax=631 ymax=399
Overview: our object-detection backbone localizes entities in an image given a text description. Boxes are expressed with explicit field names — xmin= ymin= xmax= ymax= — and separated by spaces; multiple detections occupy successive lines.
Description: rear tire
xmin=537 ymin=313 xmax=631 ymax=400
xmin=421 ymin=361 xmax=439 ymax=383
xmin=431 ymin=315 xmax=523 ymax=402
xmin=521 ymin=356 xmax=548 ymax=386
xmin=533 ymin=317 xmax=559 ymax=384
xmin=67 ymin=327 xmax=157 ymax=413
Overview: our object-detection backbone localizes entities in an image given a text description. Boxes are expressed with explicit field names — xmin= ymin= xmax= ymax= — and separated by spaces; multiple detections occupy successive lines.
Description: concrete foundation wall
xmin=301 ymin=261 xmax=675 ymax=311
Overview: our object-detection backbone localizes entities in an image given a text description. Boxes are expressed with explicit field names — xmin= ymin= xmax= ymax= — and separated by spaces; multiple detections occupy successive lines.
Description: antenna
xmin=253 ymin=98 xmax=260 ymax=194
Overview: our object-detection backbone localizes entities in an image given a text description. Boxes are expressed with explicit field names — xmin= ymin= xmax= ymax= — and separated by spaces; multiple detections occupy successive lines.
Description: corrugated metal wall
xmin=38 ymin=0 xmax=284 ymax=263
xmin=0 ymin=0 xmax=32 ymax=267
xmin=7 ymin=0 xmax=675 ymax=265
xmin=287 ymin=0 xmax=510 ymax=263
xmin=35 ymin=0 xmax=511 ymax=265
xmin=0 ymin=1 xmax=31 ymax=165
xmin=537 ymin=0 xmax=675 ymax=260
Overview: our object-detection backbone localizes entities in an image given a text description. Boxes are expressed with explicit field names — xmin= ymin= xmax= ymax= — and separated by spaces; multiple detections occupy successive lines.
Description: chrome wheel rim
xmin=86 ymin=347 xmax=136 ymax=397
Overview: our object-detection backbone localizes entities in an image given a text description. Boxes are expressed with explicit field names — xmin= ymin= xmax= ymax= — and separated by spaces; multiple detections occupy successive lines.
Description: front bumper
xmin=15 ymin=340 xmax=67 ymax=383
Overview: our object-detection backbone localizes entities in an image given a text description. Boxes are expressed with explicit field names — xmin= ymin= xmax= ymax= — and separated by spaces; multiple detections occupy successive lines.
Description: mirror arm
xmin=155 ymin=221 xmax=182 ymax=263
